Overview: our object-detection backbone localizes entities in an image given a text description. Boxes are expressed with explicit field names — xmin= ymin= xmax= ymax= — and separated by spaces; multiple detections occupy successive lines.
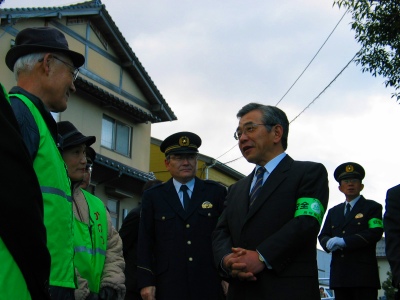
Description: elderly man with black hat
xmin=319 ymin=162 xmax=383 ymax=300
xmin=137 ymin=132 xmax=227 ymax=300
xmin=58 ymin=121 xmax=126 ymax=300
xmin=5 ymin=27 xmax=85 ymax=299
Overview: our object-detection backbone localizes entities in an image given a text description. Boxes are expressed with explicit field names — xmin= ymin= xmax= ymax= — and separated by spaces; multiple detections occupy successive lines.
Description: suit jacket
xmin=384 ymin=184 xmax=400 ymax=287
xmin=119 ymin=205 xmax=141 ymax=299
xmin=212 ymin=155 xmax=329 ymax=300
xmin=319 ymin=196 xmax=383 ymax=288
xmin=137 ymin=177 xmax=227 ymax=300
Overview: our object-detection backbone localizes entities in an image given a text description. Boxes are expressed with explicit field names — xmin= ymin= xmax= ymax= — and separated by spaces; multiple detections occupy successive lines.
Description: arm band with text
xmin=368 ymin=218 xmax=383 ymax=229
xmin=294 ymin=197 xmax=325 ymax=225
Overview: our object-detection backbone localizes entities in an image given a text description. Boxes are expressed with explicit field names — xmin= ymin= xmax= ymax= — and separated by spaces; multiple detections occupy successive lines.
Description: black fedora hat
xmin=5 ymin=27 xmax=85 ymax=71
xmin=57 ymin=121 xmax=95 ymax=150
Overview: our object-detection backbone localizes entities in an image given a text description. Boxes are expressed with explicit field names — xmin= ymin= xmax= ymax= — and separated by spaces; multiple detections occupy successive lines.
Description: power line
xmin=200 ymin=9 xmax=351 ymax=167
xmin=289 ymin=52 xmax=358 ymax=124
xmin=224 ymin=52 xmax=358 ymax=166
xmin=275 ymin=8 xmax=349 ymax=107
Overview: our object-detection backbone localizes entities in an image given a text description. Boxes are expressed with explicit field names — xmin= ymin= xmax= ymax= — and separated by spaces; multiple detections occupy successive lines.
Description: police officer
xmin=137 ymin=132 xmax=227 ymax=300
xmin=319 ymin=162 xmax=383 ymax=300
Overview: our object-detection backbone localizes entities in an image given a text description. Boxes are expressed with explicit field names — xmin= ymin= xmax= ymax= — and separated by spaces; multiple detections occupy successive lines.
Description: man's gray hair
xmin=13 ymin=52 xmax=45 ymax=80
xmin=237 ymin=103 xmax=289 ymax=150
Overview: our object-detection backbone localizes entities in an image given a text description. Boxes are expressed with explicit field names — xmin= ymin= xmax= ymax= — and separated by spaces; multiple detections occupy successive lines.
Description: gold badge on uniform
xmin=355 ymin=213 xmax=363 ymax=219
xmin=345 ymin=165 xmax=354 ymax=173
xmin=179 ymin=136 xmax=190 ymax=146
xmin=202 ymin=201 xmax=213 ymax=209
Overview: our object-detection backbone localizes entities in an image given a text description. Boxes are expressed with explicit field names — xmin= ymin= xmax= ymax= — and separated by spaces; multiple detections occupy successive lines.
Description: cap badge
xmin=179 ymin=136 xmax=190 ymax=146
xmin=345 ymin=165 xmax=354 ymax=173
xmin=202 ymin=201 xmax=213 ymax=209
xmin=355 ymin=213 xmax=363 ymax=219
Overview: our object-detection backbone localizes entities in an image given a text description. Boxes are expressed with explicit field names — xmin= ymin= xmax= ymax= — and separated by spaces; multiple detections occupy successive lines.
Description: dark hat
xmin=334 ymin=162 xmax=365 ymax=182
xmin=160 ymin=131 xmax=201 ymax=156
xmin=57 ymin=121 xmax=96 ymax=150
xmin=5 ymin=27 xmax=85 ymax=71
xmin=86 ymin=147 xmax=96 ymax=164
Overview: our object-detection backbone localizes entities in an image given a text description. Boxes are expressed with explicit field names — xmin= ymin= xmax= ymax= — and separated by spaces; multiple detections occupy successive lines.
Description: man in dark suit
xmin=212 ymin=103 xmax=329 ymax=300
xmin=319 ymin=162 xmax=383 ymax=300
xmin=384 ymin=184 xmax=400 ymax=300
xmin=137 ymin=132 xmax=227 ymax=300
xmin=119 ymin=179 xmax=162 ymax=300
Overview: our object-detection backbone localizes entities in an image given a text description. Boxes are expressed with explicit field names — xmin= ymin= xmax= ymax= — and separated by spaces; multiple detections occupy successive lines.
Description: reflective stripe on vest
xmin=10 ymin=94 xmax=75 ymax=289
xmin=74 ymin=189 xmax=108 ymax=293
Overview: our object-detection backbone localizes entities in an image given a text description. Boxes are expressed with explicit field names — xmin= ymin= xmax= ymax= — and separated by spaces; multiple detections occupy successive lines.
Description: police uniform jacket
xmin=319 ymin=196 xmax=383 ymax=288
xmin=137 ymin=177 xmax=227 ymax=300
xmin=384 ymin=184 xmax=400 ymax=287
xmin=212 ymin=155 xmax=329 ymax=300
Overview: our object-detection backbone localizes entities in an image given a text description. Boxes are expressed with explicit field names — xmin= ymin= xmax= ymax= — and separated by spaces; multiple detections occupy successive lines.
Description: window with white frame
xmin=101 ymin=115 xmax=131 ymax=156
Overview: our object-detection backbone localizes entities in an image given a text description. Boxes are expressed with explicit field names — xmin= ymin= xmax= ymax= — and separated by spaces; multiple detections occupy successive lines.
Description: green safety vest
xmin=0 ymin=239 xmax=32 ymax=300
xmin=0 ymin=85 xmax=31 ymax=299
xmin=74 ymin=189 xmax=108 ymax=293
xmin=10 ymin=93 xmax=75 ymax=289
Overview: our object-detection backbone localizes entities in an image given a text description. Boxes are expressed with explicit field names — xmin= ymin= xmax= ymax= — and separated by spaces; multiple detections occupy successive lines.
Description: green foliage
xmin=382 ymin=270 xmax=397 ymax=300
xmin=333 ymin=0 xmax=400 ymax=101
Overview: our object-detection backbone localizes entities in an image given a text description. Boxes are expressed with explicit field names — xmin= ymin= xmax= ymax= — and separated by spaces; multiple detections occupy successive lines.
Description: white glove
xmin=326 ymin=237 xmax=346 ymax=252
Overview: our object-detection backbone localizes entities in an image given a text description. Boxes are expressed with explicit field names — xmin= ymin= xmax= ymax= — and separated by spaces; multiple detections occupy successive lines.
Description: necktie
xmin=345 ymin=203 xmax=351 ymax=219
xmin=180 ymin=185 xmax=190 ymax=210
xmin=249 ymin=167 xmax=266 ymax=206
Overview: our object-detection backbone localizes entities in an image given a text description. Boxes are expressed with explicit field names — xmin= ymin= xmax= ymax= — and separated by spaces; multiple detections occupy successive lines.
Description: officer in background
xmin=137 ymin=132 xmax=227 ymax=300
xmin=319 ymin=162 xmax=383 ymax=300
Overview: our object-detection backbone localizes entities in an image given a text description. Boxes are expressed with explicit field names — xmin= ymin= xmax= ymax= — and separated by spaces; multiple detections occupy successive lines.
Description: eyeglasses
xmin=169 ymin=154 xmax=198 ymax=162
xmin=342 ymin=179 xmax=360 ymax=184
xmin=234 ymin=123 xmax=275 ymax=140
xmin=38 ymin=56 xmax=80 ymax=81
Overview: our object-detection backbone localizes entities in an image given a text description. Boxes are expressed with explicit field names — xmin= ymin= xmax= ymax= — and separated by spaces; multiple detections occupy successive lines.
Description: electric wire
xmin=223 ymin=52 xmax=358 ymax=166
xmin=214 ymin=9 xmax=350 ymax=165
xmin=275 ymin=8 xmax=349 ymax=107
xmin=289 ymin=51 xmax=358 ymax=124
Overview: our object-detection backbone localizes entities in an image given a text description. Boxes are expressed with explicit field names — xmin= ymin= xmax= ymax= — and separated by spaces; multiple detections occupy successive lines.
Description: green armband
xmin=368 ymin=218 xmax=383 ymax=228
xmin=294 ymin=197 xmax=325 ymax=225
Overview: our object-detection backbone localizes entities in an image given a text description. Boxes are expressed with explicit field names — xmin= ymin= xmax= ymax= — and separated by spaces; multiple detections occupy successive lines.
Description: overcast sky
xmin=2 ymin=0 xmax=400 ymax=215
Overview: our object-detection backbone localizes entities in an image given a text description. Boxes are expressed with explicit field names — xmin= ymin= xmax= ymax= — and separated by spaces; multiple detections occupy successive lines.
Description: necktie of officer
xmin=249 ymin=167 xmax=266 ymax=206
xmin=345 ymin=203 xmax=351 ymax=219
xmin=180 ymin=185 xmax=190 ymax=210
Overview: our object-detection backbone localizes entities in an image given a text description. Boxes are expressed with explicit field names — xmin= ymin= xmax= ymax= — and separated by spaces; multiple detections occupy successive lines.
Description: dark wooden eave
xmin=0 ymin=0 xmax=177 ymax=123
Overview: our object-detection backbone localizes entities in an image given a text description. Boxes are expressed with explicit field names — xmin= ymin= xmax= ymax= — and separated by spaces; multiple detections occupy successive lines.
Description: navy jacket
xmin=319 ymin=196 xmax=383 ymax=288
xmin=137 ymin=177 xmax=227 ymax=300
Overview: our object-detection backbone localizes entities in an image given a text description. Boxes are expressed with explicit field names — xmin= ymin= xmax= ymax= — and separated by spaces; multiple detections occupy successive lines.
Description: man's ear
xmin=273 ymin=124 xmax=283 ymax=143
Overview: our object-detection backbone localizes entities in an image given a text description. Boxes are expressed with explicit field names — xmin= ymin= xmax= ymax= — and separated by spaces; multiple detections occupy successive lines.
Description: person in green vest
xmin=57 ymin=121 xmax=126 ymax=300
xmin=6 ymin=26 xmax=85 ymax=299
xmin=0 ymin=83 xmax=51 ymax=300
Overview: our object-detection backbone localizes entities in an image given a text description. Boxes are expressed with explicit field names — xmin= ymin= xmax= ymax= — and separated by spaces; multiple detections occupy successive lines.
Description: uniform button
xmin=186 ymin=224 xmax=190 ymax=228
xmin=187 ymin=241 xmax=191 ymax=245
xmin=162 ymin=216 xmax=165 ymax=220
xmin=208 ymin=213 xmax=211 ymax=217
xmin=189 ymin=257 xmax=193 ymax=261
xmin=341 ymin=254 xmax=344 ymax=258
xmin=342 ymin=231 xmax=345 ymax=234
